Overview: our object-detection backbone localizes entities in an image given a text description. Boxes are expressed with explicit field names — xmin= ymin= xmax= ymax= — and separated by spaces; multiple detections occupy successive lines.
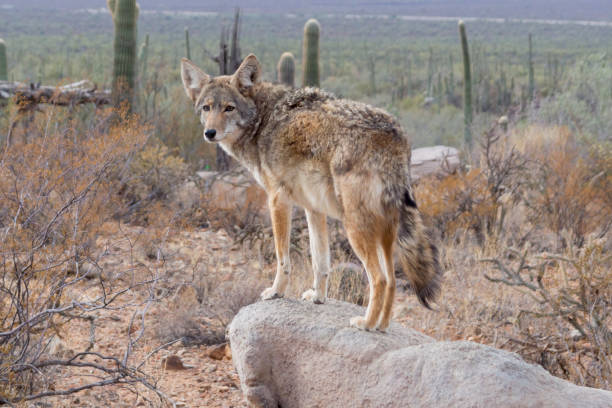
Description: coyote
xmin=181 ymin=54 xmax=441 ymax=331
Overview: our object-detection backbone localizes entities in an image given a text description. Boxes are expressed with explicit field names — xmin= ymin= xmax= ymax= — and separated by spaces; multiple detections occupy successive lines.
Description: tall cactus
xmin=0 ymin=39 xmax=7 ymax=81
xmin=528 ymin=33 xmax=535 ymax=101
xmin=277 ymin=52 xmax=295 ymax=87
xmin=302 ymin=18 xmax=320 ymax=87
xmin=110 ymin=0 xmax=138 ymax=111
xmin=107 ymin=0 xmax=116 ymax=19
xmin=459 ymin=20 xmax=473 ymax=147
xmin=139 ymin=33 xmax=149 ymax=81
xmin=184 ymin=27 xmax=191 ymax=60
xmin=107 ymin=0 xmax=139 ymax=23
xmin=137 ymin=33 xmax=149 ymax=114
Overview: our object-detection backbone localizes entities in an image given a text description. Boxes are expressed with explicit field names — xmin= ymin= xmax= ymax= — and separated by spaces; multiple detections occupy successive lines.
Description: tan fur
xmin=181 ymin=55 xmax=442 ymax=331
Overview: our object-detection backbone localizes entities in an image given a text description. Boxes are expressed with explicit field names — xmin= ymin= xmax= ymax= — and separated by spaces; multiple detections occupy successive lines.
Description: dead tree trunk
xmin=205 ymin=8 xmax=242 ymax=171
xmin=0 ymin=80 xmax=110 ymax=107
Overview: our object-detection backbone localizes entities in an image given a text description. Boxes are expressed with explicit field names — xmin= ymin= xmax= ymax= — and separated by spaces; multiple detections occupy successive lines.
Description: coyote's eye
xmin=202 ymin=105 xmax=210 ymax=112
xmin=224 ymin=105 xmax=235 ymax=112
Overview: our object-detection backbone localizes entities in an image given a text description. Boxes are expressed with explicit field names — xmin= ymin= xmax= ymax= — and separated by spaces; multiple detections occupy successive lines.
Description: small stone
xmin=570 ymin=329 xmax=584 ymax=341
xmin=161 ymin=354 xmax=187 ymax=370
xmin=207 ymin=343 xmax=227 ymax=360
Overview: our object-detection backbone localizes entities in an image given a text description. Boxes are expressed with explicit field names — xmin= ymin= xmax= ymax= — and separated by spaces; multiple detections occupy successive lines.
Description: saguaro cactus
xmin=528 ymin=33 xmax=535 ymax=101
xmin=108 ymin=0 xmax=139 ymax=23
xmin=107 ymin=0 xmax=116 ymax=18
xmin=302 ymin=18 xmax=320 ymax=87
xmin=277 ymin=52 xmax=295 ymax=87
xmin=0 ymin=39 xmax=7 ymax=81
xmin=110 ymin=0 xmax=138 ymax=111
xmin=459 ymin=20 xmax=473 ymax=147
xmin=184 ymin=27 xmax=191 ymax=60
xmin=139 ymin=33 xmax=149 ymax=81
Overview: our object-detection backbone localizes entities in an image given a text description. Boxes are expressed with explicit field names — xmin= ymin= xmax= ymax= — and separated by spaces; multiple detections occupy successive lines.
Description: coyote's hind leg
xmin=377 ymin=227 xmax=397 ymax=331
xmin=344 ymin=224 xmax=386 ymax=331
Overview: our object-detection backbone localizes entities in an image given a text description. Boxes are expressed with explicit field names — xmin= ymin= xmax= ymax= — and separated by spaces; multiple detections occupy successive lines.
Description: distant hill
xmin=7 ymin=0 xmax=612 ymax=22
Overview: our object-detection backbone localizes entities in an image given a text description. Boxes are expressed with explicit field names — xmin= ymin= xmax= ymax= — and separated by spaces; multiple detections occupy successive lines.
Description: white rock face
xmin=228 ymin=299 xmax=612 ymax=408
xmin=411 ymin=145 xmax=460 ymax=180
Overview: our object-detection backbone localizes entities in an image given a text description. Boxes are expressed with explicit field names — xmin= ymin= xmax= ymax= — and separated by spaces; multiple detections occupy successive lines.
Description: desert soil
xmin=39 ymin=223 xmax=491 ymax=408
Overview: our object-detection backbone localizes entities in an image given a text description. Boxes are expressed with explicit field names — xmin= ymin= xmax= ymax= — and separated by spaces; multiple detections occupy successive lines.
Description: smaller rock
xmin=207 ymin=343 xmax=228 ymax=360
xmin=570 ymin=329 xmax=584 ymax=341
xmin=161 ymin=354 xmax=187 ymax=371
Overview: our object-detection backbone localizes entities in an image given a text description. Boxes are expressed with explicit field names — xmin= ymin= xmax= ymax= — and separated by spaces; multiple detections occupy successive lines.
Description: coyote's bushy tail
xmin=395 ymin=190 xmax=442 ymax=309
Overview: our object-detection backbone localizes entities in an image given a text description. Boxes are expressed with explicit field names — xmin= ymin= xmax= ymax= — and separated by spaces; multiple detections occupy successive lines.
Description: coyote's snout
xmin=181 ymin=54 xmax=442 ymax=331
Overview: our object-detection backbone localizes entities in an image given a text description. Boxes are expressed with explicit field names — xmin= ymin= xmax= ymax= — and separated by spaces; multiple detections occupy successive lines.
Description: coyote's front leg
xmin=261 ymin=191 xmax=292 ymax=300
xmin=301 ymin=210 xmax=329 ymax=304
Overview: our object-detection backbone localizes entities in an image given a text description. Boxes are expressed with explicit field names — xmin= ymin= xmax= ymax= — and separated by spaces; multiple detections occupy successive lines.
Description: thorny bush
xmin=482 ymin=237 xmax=611 ymax=389
xmin=0 ymin=107 xmax=176 ymax=405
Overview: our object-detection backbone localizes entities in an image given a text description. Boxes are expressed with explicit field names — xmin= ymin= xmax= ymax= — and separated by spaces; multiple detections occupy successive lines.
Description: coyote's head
xmin=180 ymin=54 xmax=261 ymax=143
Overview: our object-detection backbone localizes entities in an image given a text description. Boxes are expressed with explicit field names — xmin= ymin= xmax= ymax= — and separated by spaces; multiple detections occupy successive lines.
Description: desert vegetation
xmin=0 ymin=2 xmax=611 ymax=406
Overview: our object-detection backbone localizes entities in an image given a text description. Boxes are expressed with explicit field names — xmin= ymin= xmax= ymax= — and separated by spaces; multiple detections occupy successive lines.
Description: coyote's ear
xmin=181 ymin=58 xmax=210 ymax=102
xmin=232 ymin=54 xmax=261 ymax=92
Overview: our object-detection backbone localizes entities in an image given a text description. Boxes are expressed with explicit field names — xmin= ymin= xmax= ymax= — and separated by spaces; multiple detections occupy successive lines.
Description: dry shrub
xmin=119 ymin=142 xmax=191 ymax=224
xmin=0 ymin=108 xmax=173 ymax=405
xmin=415 ymin=122 xmax=521 ymax=242
xmin=129 ymin=144 xmax=189 ymax=201
xmin=417 ymin=124 xmax=610 ymax=246
xmin=519 ymin=126 xmax=612 ymax=242
xmin=327 ymin=262 xmax=368 ymax=306
xmin=416 ymin=168 xmax=498 ymax=241
xmin=412 ymin=122 xmax=611 ymax=390
xmin=156 ymin=259 xmax=265 ymax=347
xmin=483 ymin=237 xmax=611 ymax=389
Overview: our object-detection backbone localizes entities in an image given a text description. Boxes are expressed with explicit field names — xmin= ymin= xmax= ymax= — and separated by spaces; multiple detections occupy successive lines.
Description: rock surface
xmin=411 ymin=145 xmax=460 ymax=180
xmin=228 ymin=299 xmax=612 ymax=408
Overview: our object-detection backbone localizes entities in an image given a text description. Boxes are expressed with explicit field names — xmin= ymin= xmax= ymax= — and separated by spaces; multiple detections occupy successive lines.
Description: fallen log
xmin=0 ymin=80 xmax=110 ymax=107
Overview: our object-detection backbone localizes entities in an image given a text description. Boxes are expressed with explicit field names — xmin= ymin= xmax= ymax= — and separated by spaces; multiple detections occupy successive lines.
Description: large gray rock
xmin=411 ymin=145 xmax=460 ymax=180
xmin=228 ymin=299 xmax=612 ymax=408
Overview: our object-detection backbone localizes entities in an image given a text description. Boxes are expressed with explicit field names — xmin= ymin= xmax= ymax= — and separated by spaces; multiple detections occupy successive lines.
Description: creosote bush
xmin=0 ymin=108 xmax=176 ymax=405
xmin=482 ymin=237 xmax=611 ymax=389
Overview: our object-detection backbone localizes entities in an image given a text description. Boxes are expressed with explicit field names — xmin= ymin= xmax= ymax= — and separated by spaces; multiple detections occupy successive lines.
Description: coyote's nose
xmin=204 ymin=129 xmax=217 ymax=140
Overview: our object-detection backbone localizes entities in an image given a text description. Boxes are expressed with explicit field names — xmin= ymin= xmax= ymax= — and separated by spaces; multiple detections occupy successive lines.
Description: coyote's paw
xmin=260 ymin=287 xmax=282 ymax=301
xmin=301 ymin=289 xmax=325 ymax=304
xmin=376 ymin=322 xmax=389 ymax=333
xmin=349 ymin=316 xmax=368 ymax=330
